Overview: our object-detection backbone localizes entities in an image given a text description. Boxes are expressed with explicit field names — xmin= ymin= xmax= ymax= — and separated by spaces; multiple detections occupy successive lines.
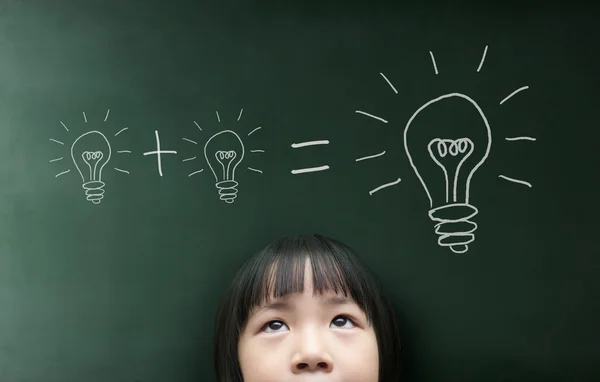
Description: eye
xmin=330 ymin=315 xmax=356 ymax=329
xmin=262 ymin=320 xmax=289 ymax=333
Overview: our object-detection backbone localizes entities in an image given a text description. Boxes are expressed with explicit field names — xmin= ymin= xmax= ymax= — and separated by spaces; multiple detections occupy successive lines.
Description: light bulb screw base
xmin=82 ymin=181 xmax=105 ymax=204
xmin=428 ymin=203 xmax=479 ymax=254
xmin=215 ymin=180 xmax=238 ymax=204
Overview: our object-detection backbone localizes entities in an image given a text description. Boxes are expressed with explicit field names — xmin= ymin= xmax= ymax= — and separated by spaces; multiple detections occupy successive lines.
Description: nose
xmin=291 ymin=330 xmax=334 ymax=373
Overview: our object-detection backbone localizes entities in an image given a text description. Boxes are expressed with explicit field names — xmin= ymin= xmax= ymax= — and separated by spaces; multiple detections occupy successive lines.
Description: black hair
xmin=213 ymin=233 xmax=402 ymax=382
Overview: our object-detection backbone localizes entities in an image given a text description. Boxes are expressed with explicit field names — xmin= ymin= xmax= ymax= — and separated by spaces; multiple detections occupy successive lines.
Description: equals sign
xmin=290 ymin=140 xmax=331 ymax=174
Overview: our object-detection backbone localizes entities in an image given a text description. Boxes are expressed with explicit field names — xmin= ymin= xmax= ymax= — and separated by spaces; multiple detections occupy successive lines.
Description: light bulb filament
xmin=215 ymin=150 xmax=237 ymax=180
xmin=427 ymin=138 xmax=474 ymax=203
xmin=82 ymin=151 xmax=104 ymax=181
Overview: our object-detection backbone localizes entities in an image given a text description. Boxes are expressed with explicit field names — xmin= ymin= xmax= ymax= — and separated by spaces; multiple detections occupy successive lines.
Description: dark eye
xmin=331 ymin=315 xmax=356 ymax=329
xmin=262 ymin=320 xmax=288 ymax=333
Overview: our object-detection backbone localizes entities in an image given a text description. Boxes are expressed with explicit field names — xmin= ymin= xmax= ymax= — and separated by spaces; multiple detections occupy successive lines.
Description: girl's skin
xmin=237 ymin=258 xmax=380 ymax=382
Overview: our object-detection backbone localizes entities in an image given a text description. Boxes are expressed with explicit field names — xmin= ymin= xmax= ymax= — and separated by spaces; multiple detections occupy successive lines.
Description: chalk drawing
xmin=51 ymin=109 xmax=130 ymax=204
xmin=405 ymin=93 xmax=491 ymax=254
xmin=142 ymin=130 xmax=177 ymax=177
xmin=71 ymin=131 xmax=112 ymax=204
xmin=204 ymin=130 xmax=245 ymax=203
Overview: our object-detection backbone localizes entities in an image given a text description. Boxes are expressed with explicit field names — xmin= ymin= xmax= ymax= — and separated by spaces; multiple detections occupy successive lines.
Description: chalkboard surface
xmin=0 ymin=1 xmax=598 ymax=381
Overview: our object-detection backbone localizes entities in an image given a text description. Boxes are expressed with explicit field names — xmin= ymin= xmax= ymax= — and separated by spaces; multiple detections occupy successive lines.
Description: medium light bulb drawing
xmin=204 ymin=130 xmax=244 ymax=203
xmin=49 ymin=110 xmax=132 ymax=204
xmin=183 ymin=109 xmax=265 ymax=204
xmin=404 ymin=93 xmax=490 ymax=254
xmin=355 ymin=45 xmax=533 ymax=253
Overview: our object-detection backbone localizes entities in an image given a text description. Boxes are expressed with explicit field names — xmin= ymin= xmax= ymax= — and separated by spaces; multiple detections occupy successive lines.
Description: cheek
xmin=336 ymin=333 xmax=379 ymax=381
xmin=238 ymin=338 xmax=288 ymax=382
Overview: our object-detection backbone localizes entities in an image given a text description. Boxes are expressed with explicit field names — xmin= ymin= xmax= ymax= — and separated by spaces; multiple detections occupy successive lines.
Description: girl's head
xmin=213 ymin=234 xmax=402 ymax=382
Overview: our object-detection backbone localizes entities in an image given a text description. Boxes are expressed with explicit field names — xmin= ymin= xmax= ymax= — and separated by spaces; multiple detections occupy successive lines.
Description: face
xmin=237 ymin=259 xmax=379 ymax=382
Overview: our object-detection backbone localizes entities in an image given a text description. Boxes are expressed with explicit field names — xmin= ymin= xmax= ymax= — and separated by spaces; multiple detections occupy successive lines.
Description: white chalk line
xmin=250 ymin=149 xmax=265 ymax=153
xmin=104 ymin=109 xmax=110 ymax=122
xmin=476 ymin=45 xmax=488 ymax=72
xmin=355 ymin=110 xmax=388 ymax=123
xmin=291 ymin=140 xmax=329 ymax=148
xmin=247 ymin=167 xmax=263 ymax=173
xmin=188 ymin=169 xmax=204 ymax=177
xmin=193 ymin=121 xmax=202 ymax=131
xmin=500 ymin=86 xmax=529 ymax=105
xmin=82 ymin=112 xmax=87 ymax=123
xmin=356 ymin=150 xmax=386 ymax=162
xmin=369 ymin=177 xmax=401 ymax=195
xmin=429 ymin=51 xmax=439 ymax=75
xmin=50 ymin=138 xmax=64 ymax=145
xmin=55 ymin=169 xmax=70 ymax=178
xmin=49 ymin=157 xmax=63 ymax=162
xmin=216 ymin=111 xmax=220 ymax=122
xmin=237 ymin=108 xmax=243 ymax=121
xmin=114 ymin=168 xmax=129 ymax=174
xmin=248 ymin=126 xmax=262 ymax=136
xmin=182 ymin=156 xmax=196 ymax=162
xmin=60 ymin=121 xmax=69 ymax=132
xmin=114 ymin=127 xmax=128 ymax=136
xmin=291 ymin=165 xmax=330 ymax=175
xmin=498 ymin=175 xmax=532 ymax=188
xmin=117 ymin=150 xmax=131 ymax=154
xmin=182 ymin=137 xmax=197 ymax=144
xmin=380 ymin=72 xmax=398 ymax=94
xmin=505 ymin=136 xmax=536 ymax=141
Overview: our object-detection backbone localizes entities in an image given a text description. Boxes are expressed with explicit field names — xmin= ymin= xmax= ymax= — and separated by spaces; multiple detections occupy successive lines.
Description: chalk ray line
xmin=247 ymin=167 xmax=263 ymax=173
xmin=380 ymin=72 xmax=398 ymax=94
xmin=291 ymin=165 xmax=330 ymax=174
xmin=50 ymin=138 xmax=64 ymax=145
xmin=114 ymin=168 xmax=129 ymax=174
xmin=248 ymin=126 xmax=261 ymax=136
xmin=60 ymin=121 xmax=69 ymax=132
xmin=500 ymin=86 xmax=529 ymax=105
xmin=49 ymin=157 xmax=63 ymax=162
xmin=182 ymin=137 xmax=197 ymax=144
xmin=188 ymin=169 xmax=204 ymax=177
xmin=505 ymin=136 xmax=536 ymax=141
xmin=114 ymin=127 xmax=128 ymax=136
xmin=237 ymin=108 xmax=243 ymax=121
xmin=104 ymin=109 xmax=110 ymax=122
xmin=476 ymin=45 xmax=488 ymax=72
xmin=498 ymin=175 xmax=532 ymax=187
xmin=291 ymin=140 xmax=329 ymax=148
xmin=355 ymin=110 xmax=388 ymax=123
xmin=369 ymin=177 xmax=401 ymax=195
xmin=193 ymin=121 xmax=202 ymax=131
xmin=429 ymin=51 xmax=439 ymax=74
xmin=55 ymin=169 xmax=70 ymax=178
xmin=356 ymin=150 xmax=386 ymax=162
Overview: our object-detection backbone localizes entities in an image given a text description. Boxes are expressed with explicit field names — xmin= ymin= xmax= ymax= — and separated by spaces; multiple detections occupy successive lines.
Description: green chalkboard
xmin=0 ymin=1 xmax=598 ymax=381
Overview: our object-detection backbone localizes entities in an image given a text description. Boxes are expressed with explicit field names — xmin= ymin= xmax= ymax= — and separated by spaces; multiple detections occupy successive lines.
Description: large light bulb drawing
xmin=404 ymin=93 xmax=491 ymax=254
xmin=70 ymin=130 xmax=112 ymax=204
xmin=204 ymin=129 xmax=245 ymax=203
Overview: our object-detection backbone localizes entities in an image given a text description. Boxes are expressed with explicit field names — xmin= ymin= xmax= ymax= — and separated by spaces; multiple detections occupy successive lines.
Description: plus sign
xmin=143 ymin=130 xmax=178 ymax=177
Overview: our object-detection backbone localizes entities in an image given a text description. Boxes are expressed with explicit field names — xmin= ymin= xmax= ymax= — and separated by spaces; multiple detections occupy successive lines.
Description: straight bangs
xmin=240 ymin=234 xmax=375 ymax=327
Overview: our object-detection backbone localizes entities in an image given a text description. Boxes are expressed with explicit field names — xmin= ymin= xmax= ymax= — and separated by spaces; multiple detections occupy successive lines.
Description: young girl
xmin=213 ymin=233 xmax=402 ymax=381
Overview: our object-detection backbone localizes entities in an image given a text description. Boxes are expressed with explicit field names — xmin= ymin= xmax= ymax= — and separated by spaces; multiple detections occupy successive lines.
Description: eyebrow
xmin=255 ymin=295 xmax=352 ymax=315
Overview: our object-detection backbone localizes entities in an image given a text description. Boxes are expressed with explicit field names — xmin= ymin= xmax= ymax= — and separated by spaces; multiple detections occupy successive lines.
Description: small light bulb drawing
xmin=404 ymin=93 xmax=491 ymax=254
xmin=71 ymin=130 xmax=112 ymax=204
xmin=183 ymin=109 xmax=265 ymax=203
xmin=204 ymin=130 xmax=245 ymax=203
